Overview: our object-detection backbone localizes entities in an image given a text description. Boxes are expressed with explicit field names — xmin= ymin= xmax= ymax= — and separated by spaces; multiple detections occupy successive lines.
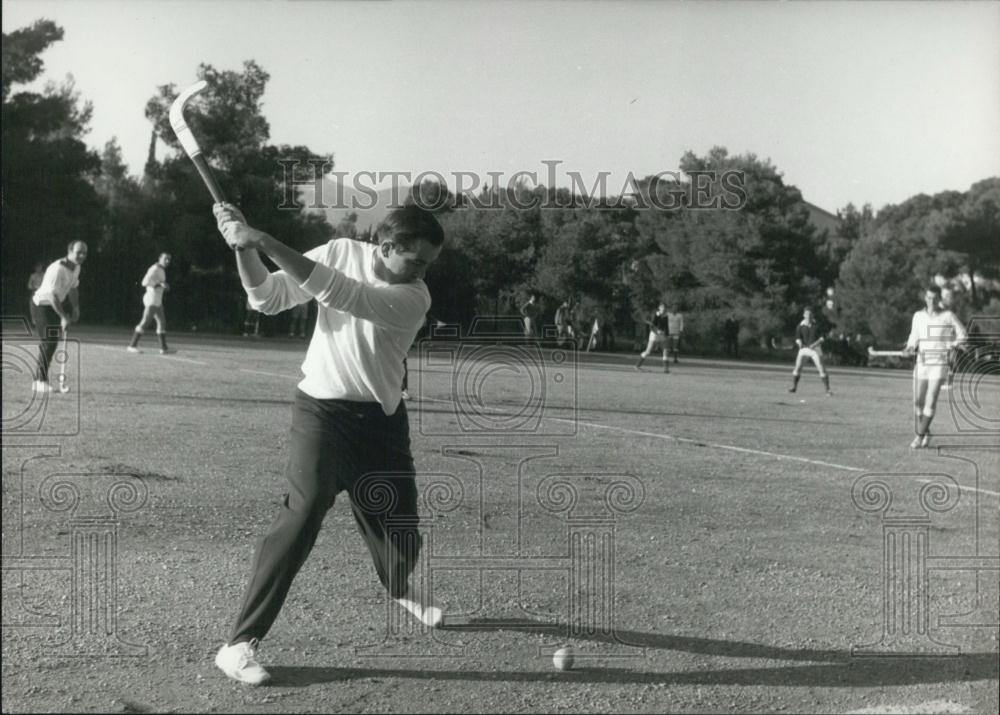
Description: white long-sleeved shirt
xmin=32 ymin=259 xmax=80 ymax=307
xmin=906 ymin=309 xmax=966 ymax=366
xmin=142 ymin=264 xmax=167 ymax=307
xmin=246 ymin=237 xmax=430 ymax=414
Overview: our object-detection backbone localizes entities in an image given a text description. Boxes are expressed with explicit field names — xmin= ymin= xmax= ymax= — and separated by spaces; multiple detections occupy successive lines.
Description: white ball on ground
xmin=553 ymin=646 xmax=574 ymax=671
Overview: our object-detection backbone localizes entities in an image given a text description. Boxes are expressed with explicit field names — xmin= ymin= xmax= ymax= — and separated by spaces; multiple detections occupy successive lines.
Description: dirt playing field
xmin=3 ymin=324 xmax=998 ymax=714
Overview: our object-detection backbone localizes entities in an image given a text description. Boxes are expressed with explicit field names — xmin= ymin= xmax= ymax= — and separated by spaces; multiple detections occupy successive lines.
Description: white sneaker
xmin=909 ymin=435 xmax=923 ymax=449
xmin=126 ymin=347 xmax=142 ymax=354
xmin=33 ymin=380 xmax=52 ymax=394
xmin=215 ymin=640 xmax=270 ymax=685
xmin=394 ymin=595 xmax=443 ymax=627
xmin=159 ymin=348 xmax=176 ymax=355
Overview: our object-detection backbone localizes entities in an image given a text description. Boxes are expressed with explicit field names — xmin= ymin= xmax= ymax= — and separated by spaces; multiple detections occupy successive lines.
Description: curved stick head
xmin=169 ymin=80 xmax=209 ymax=130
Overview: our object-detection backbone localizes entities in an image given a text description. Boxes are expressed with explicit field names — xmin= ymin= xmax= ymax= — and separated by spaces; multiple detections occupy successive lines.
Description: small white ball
xmin=553 ymin=646 xmax=574 ymax=671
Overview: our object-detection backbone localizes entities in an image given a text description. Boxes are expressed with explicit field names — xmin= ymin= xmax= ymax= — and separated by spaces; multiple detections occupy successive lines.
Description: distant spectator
xmin=666 ymin=308 xmax=684 ymax=363
xmin=520 ymin=294 xmax=540 ymax=339
xmin=242 ymin=298 xmax=261 ymax=337
xmin=723 ymin=317 xmax=740 ymax=358
xmin=555 ymin=301 xmax=576 ymax=348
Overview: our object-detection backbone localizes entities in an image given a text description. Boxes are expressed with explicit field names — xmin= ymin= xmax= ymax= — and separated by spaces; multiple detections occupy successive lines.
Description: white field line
xmin=90 ymin=343 xmax=208 ymax=366
xmin=916 ymin=476 xmax=999 ymax=498
xmin=556 ymin=417 xmax=866 ymax=473
xmin=421 ymin=396 xmax=1000 ymax=498
xmin=845 ymin=700 xmax=972 ymax=714
xmin=157 ymin=354 xmax=209 ymax=366
xmin=238 ymin=368 xmax=299 ymax=380
xmin=81 ymin=349 xmax=1000 ymax=498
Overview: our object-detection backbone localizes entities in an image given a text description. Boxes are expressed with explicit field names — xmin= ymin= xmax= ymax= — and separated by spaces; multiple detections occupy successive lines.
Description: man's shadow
xmin=268 ymin=618 xmax=998 ymax=688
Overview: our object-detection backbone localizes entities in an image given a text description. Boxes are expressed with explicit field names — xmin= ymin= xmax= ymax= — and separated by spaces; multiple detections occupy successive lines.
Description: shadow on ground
xmin=268 ymin=619 xmax=998 ymax=688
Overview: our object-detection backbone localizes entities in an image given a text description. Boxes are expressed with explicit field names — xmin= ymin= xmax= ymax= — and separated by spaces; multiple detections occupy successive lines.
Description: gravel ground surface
xmin=3 ymin=328 xmax=997 ymax=713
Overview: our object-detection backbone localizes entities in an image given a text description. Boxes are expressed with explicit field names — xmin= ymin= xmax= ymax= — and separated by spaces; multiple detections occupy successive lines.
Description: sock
xmin=790 ymin=374 xmax=800 ymax=390
xmin=822 ymin=375 xmax=830 ymax=391
xmin=636 ymin=356 xmax=645 ymax=368
xmin=158 ymin=333 xmax=168 ymax=351
xmin=917 ymin=415 xmax=932 ymax=435
xmin=129 ymin=331 xmax=142 ymax=348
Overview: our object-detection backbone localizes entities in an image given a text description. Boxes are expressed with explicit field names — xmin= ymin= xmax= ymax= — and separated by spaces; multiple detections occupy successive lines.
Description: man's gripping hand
xmin=213 ymin=202 xmax=268 ymax=251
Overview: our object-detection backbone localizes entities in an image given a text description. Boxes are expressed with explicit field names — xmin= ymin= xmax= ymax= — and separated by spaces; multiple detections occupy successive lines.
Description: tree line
xmin=4 ymin=20 xmax=998 ymax=353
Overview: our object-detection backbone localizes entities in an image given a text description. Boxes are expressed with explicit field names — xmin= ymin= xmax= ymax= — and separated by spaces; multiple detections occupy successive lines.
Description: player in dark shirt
xmin=635 ymin=303 xmax=671 ymax=373
xmin=789 ymin=308 xmax=832 ymax=395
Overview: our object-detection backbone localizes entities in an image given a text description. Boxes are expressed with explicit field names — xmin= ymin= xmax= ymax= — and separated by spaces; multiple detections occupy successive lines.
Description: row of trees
xmin=4 ymin=20 xmax=998 ymax=352
xmin=2 ymin=21 xmax=332 ymax=332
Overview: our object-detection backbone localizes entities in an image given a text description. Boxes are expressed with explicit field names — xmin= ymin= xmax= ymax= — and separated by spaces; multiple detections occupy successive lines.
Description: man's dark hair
xmin=376 ymin=204 xmax=445 ymax=249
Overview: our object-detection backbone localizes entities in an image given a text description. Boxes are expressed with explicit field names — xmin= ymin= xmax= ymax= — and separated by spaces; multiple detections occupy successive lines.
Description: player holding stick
xmin=211 ymin=201 xmax=444 ymax=686
xmin=126 ymin=252 xmax=175 ymax=354
xmin=635 ymin=303 xmax=670 ymax=373
xmin=788 ymin=308 xmax=833 ymax=396
xmin=31 ymin=241 xmax=87 ymax=393
xmin=903 ymin=285 xmax=966 ymax=449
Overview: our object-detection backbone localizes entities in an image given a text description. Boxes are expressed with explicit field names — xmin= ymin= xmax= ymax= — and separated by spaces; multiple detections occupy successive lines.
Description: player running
xmin=788 ymin=308 xmax=833 ymax=396
xmin=635 ymin=303 xmax=670 ymax=373
xmin=126 ymin=252 xmax=175 ymax=354
xmin=31 ymin=241 xmax=87 ymax=393
xmin=903 ymin=285 xmax=966 ymax=449
xmin=210 ymin=201 xmax=444 ymax=686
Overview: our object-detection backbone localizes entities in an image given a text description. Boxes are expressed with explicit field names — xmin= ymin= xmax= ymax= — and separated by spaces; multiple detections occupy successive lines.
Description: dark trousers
xmin=33 ymin=304 xmax=62 ymax=381
xmin=230 ymin=390 xmax=421 ymax=645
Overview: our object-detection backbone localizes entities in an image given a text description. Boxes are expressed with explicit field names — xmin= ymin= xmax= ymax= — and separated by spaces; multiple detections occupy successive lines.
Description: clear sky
xmin=5 ymin=0 xmax=999 ymax=213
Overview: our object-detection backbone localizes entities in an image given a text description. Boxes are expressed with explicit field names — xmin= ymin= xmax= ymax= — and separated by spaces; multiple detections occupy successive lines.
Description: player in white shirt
xmin=126 ymin=253 xmax=175 ymax=354
xmin=903 ymin=285 xmax=967 ymax=448
xmin=210 ymin=201 xmax=444 ymax=686
xmin=31 ymin=241 xmax=87 ymax=393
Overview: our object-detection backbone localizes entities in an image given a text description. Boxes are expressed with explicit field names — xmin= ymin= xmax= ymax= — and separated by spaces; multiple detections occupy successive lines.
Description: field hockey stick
xmin=770 ymin=337 xmax=796 ymax=351
xmin=57 ymin=327 xmax=70 ymax=393
xmin=644 ymin=318 xmax=667 ymax=333
xmin=867 ymin=347 xmax=910 ymax=358
xmin=169 ymin=81 xmax=227 ymax=204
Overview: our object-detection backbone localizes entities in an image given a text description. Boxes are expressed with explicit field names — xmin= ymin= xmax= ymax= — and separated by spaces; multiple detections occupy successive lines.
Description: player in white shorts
xmin=903 ymin=285 xmax=966 ymax=448
xmin=788 ymin=308 xmax=832 ymax=396
xmin=127 ymin=253 xmax=175 ymax=354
